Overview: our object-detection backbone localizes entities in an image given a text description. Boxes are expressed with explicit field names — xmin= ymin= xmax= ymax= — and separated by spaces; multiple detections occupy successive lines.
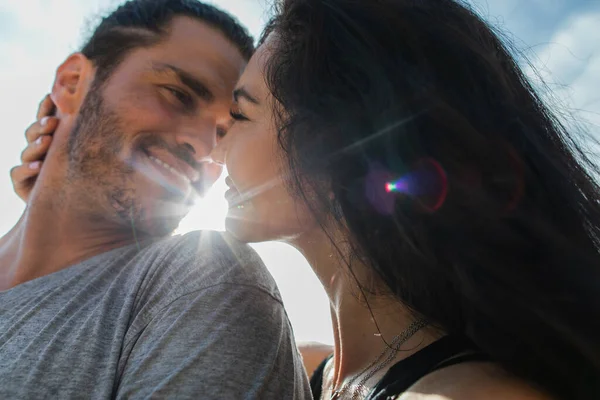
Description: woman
xmin=13 ymin=0 xmax=600 ymax=398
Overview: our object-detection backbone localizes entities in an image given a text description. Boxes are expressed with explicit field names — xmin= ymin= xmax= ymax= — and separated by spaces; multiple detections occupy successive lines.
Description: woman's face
xmin=210 ymin=41 xmax=317 ymax=243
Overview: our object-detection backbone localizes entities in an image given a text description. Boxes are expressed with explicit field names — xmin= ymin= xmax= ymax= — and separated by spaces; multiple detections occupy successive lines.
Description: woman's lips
xmin=225 ymin=188 xmax=245 ymax=208
xmin=224 ymin=177 xmax=246 ymax=208
xmin=225 ymin=176 xmax=235 ymax=189
xmin=224 ymin=187 xmax=237 ymax=202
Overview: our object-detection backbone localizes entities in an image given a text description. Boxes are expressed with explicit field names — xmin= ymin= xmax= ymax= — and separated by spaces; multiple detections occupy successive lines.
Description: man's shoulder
xmin=136 ymin=230 xmax=279 ymax=301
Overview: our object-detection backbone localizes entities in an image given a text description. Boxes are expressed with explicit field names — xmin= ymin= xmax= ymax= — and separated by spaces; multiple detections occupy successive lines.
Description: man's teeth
xmin=148 ymin=155 xmax=190 ymax=183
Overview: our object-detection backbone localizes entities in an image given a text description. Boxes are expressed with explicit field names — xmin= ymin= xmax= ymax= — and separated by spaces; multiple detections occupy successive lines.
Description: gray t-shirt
xmin=0 ymin=230 xmax=311 ymax=399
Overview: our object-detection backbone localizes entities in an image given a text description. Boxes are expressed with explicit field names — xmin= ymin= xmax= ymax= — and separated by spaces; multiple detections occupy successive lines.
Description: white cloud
xmin=533 ymin=11 xmax=600 ymax=84
xmin=526 ymin=9 xmax=600 ymax=133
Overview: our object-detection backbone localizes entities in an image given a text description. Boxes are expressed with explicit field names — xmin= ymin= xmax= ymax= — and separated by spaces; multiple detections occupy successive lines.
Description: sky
xmin=0 ymin=0 xmax=598 ymax=345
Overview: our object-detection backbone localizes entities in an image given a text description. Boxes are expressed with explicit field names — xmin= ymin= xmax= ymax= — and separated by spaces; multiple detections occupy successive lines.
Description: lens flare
xmin=385 ymin=180 xmax=408 ymax=193
xmin=383 ymin=158 xmax=448 ymax=212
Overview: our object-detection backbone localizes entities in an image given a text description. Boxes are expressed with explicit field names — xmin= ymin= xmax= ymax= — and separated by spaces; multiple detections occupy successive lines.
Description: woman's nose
xmin=209 ymin=134 xmax=228 ymax=166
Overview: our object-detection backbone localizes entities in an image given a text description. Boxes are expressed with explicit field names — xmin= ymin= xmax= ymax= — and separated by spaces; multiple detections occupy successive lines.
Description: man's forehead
xmin=151 ymin=16 xmax=247 ymax=92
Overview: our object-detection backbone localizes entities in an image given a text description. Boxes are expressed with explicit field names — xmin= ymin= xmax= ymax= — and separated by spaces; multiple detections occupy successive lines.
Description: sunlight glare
xmin=176 ymin=168 xmax=334 ymax=345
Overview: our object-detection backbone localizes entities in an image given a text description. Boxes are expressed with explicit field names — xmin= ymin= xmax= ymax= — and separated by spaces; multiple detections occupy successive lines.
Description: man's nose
xmin=174 ymin=122 xmax=216 ymax=162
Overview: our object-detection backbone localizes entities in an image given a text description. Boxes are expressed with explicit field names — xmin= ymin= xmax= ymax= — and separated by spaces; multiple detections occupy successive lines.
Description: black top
xmin=310 ymin=335 xmax=489 ymax=400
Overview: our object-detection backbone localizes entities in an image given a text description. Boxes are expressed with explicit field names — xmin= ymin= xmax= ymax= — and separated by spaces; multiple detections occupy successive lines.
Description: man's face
xmin=67 ymin=16 xmax=246 ymax=236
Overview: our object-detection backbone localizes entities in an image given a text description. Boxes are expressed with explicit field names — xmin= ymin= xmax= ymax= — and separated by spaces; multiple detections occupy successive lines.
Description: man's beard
xmin=66 ymin=82 xmax=188 ymax=237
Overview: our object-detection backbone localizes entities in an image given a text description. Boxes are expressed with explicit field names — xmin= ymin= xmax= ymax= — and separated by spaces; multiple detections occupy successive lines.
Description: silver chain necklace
xmin=330 ymin=318 xmax=428 ymax=400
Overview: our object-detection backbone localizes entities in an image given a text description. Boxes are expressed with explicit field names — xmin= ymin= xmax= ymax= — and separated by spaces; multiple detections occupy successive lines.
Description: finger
xmin=10 ymin=162 xmax=41 ymax=190
xmin=25 ymin=116 xmax=58 ymax=143
xmin=10 ymin=162 xmax=42 ymax=181
xmin=21 ymin=135 xmax=52 ymax=163
xmin=36 ymin=95 xmax=56 ymax=120
xmin=10 ymin=162 xmax=41 ymax=202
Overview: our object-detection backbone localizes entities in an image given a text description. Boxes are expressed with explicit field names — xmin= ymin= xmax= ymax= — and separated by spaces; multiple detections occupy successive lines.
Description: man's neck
xmin=0 ymin=187 xmax=141 ymax=290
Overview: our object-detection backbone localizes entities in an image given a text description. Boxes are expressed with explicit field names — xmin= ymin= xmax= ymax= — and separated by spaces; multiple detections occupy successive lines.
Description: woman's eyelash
xmin=230 ymin=110 xmax=249 ymax=121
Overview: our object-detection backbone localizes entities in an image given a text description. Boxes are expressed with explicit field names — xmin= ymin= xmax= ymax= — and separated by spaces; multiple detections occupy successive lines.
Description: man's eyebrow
xmin=233 ymin=87 xmax=260 ymax=105
xmin=152 ymin=62 xmax=215 ymax=103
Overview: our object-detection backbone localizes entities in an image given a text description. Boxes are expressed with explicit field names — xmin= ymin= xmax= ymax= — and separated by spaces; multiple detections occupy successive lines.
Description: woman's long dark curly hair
xmin=262 ymin=0 xmax=600 ymax=398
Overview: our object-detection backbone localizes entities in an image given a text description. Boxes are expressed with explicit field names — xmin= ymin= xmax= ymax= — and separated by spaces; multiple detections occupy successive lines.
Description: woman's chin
xmin=224 ymin=202 xmax=315 ymax=244
xmin=224 ymin=214 xmax=263 ymax=243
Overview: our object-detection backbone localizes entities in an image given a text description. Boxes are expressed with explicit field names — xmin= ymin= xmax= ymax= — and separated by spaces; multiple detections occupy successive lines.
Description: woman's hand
xmin=10 ymin=95 xmax=58 ymax=203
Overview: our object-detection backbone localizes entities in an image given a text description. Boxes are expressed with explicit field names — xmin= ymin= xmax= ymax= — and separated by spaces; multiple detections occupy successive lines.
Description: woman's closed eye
xmin=230 ymin=109 xmax=249 ymax=122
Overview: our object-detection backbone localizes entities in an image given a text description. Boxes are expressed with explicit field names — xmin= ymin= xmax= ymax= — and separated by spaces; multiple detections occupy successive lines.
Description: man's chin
xmin=136 ymin=217 xmax=183 ymax=238
xmin=193 ymin=162 xmax=223 ymax=198
xmin=192 ymin=174 xmax=220 ymax=198
xmin=133 ymin=203 xmax=192 ymax=238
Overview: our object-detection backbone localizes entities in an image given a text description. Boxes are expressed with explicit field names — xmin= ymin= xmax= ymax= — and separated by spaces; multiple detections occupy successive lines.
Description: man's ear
xmin=50 ymin=53 xmax=95 ymax=116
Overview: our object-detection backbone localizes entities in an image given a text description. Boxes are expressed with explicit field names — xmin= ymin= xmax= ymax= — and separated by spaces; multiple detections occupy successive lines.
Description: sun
xmin=176 ymin=169 xmax=229 ymax=234
xmin=174 ymin=168 xmax=334 ymax=345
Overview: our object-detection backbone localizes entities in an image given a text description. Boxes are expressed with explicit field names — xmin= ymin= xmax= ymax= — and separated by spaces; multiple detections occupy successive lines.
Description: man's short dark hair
xmin=81 ymin=0 xmax=254 ymax=84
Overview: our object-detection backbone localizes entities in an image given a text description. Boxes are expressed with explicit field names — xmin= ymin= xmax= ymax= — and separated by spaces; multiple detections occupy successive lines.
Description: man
xmin=0 ymin=0 xmax=311 ymax=398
